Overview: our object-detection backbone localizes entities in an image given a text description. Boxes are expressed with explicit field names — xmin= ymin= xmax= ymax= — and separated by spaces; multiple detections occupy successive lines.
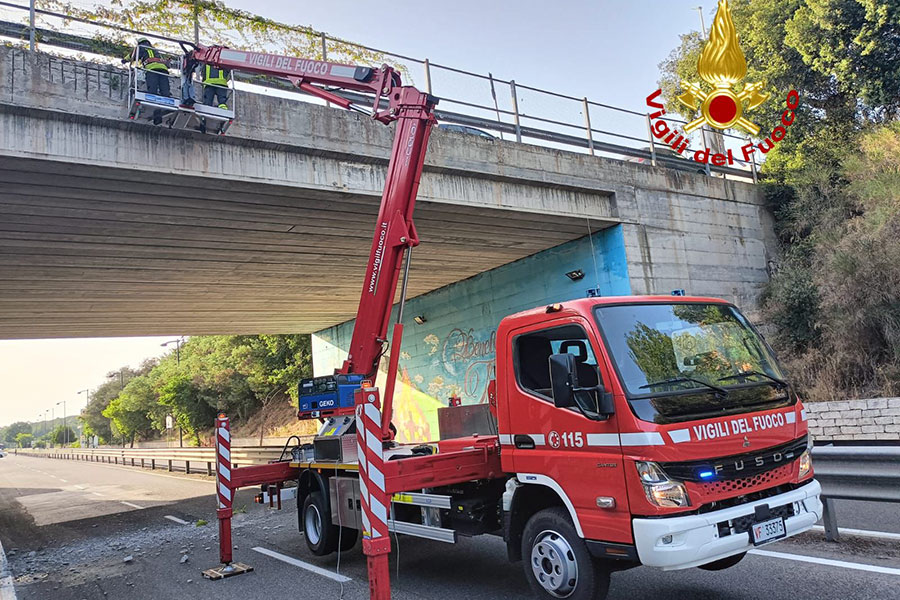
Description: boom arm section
xmin=187 ymin=45 xmax=438 ymax=418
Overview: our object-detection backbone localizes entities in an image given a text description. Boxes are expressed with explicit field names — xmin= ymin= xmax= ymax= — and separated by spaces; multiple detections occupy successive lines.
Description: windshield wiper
xmin=718 ymin=370 xmax=788 ymax=389
xmin=639 ymin=376 xmax=729 ymax=396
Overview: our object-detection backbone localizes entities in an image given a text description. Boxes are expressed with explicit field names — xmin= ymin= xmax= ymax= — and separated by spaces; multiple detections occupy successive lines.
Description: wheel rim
xmin=305 ymin=503 xmax=322 ymax=545
xmin=530 ymin=529 xmax=578 ymax=598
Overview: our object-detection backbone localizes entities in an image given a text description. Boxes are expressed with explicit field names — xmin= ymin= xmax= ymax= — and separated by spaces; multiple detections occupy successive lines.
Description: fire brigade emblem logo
xmin=548 ymin=431 xmax=561 ymax=449
xmin=743 ymin=435 xmax=751 ymax=448
xmin=677 ymin=0 xmax=769 ymax=135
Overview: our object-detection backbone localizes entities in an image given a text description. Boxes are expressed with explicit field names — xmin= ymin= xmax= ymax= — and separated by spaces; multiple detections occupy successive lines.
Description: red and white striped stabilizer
xmin=355 ymin=386 xmax=392 ymax=599
xmin=215 ymin=414 xmax=234 ymax=565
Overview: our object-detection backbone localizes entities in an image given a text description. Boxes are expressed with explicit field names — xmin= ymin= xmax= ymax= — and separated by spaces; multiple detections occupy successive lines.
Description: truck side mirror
xmin=549 ymin=353 xmax=577 ymax=409
xmin=549 ymin=353 xmax=616 ymax=419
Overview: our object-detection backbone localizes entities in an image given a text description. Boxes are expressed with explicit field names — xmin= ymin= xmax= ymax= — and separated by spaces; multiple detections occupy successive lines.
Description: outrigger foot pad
xmin=202 ymin=562 xmax=254 ymax=580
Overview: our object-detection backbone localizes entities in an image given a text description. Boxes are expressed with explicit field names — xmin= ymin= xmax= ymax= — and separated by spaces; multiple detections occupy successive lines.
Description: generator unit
xmin=298 ymin=374 xmax=365 ymax=418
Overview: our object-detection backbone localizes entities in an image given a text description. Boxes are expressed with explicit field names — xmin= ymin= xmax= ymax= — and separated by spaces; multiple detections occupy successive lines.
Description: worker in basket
xmin=202 ymin=63 xmax=231 ymax=109
xmin=132 ymin=38 xmax=171 ymax=124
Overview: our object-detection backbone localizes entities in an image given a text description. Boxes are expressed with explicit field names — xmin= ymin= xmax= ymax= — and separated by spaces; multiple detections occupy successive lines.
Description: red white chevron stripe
xmin=355 ymin=388 xmax=389 ymax=541
xmin=215 ymin=414 xmax=234 ymax=565
xmin=216 ymin=416 xmax=232 ymax=510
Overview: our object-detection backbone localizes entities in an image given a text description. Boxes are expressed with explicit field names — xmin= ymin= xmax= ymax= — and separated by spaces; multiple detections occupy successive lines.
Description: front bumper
xmin=632 ymin=479 xmax=821 ymax=570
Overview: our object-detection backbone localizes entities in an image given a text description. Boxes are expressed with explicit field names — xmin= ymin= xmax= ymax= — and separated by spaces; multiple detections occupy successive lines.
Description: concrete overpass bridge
xmin=0 ymin=47 xmax=777 ymax=340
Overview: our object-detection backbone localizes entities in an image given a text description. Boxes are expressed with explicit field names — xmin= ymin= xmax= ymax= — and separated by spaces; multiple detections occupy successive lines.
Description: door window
xmin=514 ymin=324 xmax=602 ymax=402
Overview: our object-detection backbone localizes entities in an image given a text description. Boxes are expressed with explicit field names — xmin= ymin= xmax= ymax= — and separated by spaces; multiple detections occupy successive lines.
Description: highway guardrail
xmin=811 ymin=445 xmax=900 ymax=541
xmin=15 ymin=443 xmax=311 ymax=475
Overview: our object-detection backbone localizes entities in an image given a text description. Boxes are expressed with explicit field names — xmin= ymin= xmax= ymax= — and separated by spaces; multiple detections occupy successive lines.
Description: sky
xmin=0 ymin=1 xmax=711 ymax=427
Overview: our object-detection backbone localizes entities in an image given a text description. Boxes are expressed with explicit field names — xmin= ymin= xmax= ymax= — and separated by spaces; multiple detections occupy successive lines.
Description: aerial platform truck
xmin=189 ymin=44 xmax=823 ymax=600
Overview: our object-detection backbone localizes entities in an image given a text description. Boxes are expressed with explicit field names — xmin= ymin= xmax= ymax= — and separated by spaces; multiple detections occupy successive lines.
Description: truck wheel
xmin=698 ymin=552 xmax=746 ymax=571
xmin=521 ymin=507 xmax=610 ymax=600
xmin=303 ymin=491 xmax=339 ymax=556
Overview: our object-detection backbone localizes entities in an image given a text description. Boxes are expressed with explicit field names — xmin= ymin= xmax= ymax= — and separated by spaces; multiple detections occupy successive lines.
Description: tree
xmin=14 ymin=433 xmax=33 ymax=448
xmin=49 ymin=425 xmax=76 ymax=446
xmin=659 ymin=1 xmax=900 ymax=401
xmin=657 ymin=0 xmax=881 ymax=183
xmin=3 ymin=422 xmax=32 ymax=444
xmin=102 ymin=376 xmax=157 ymax=447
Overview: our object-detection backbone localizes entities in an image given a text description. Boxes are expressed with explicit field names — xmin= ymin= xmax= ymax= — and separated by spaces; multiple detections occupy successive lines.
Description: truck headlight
xmin=798 ymin=449 xmax=812 ymax=478
xmin=635 ymin=461 xmax=691 ymax=508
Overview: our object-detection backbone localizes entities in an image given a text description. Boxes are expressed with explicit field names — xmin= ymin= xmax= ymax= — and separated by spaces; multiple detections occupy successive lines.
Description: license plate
xmin=751 ymin=517 xmax=786 ymax=545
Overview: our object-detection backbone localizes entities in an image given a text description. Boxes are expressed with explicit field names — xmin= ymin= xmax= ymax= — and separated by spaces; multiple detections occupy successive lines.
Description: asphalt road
xmin=1 ymin=454 xmax=898 ymax=600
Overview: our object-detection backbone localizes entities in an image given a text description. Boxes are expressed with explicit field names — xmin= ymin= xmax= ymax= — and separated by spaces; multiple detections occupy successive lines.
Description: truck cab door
xmin=504 ymin=318 xmax=632 ymax=544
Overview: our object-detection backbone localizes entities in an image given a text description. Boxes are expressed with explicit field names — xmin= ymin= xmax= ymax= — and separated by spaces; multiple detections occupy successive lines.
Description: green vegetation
xmin=38 ymin=0 xmax=406 ymax=79
xmin=2 ymin=421 xmax=31 ymax=445
xmin=660 ymin=0 xmax=900 ymax=401
xmin=85 ymin=335 xmax=311 ymax=446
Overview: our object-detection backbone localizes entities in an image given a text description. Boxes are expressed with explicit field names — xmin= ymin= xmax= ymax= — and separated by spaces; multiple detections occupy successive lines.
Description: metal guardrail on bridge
xmin=811 ymin=446 xmax=900 ymax=541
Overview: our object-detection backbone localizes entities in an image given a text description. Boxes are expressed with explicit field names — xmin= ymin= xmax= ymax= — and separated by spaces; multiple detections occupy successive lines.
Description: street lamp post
xmin=162 ymin=337 xmax=186 ymax=447
xmin=107 ymin=370 xmax=126 ymax=387
xmin=55 ymin=401 xmax=67 ymax=446
xmin=78 ymin=389 xmax=90 ymax=409
xmin=161 ymin=337 xmax=184 ymax=365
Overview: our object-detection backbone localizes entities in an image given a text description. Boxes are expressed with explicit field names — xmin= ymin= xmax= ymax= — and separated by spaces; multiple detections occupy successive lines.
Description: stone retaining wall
xmin=806 ymin=398 xmax=900 ymax=441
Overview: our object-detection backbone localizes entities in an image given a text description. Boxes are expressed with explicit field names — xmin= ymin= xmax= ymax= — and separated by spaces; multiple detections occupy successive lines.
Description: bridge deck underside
xmin=0 ymin=157 xmax=607 ymax=338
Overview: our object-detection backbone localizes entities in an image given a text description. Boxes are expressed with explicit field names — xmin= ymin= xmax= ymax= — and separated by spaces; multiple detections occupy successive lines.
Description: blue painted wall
xmin=312 ymin=225 xmax=631 ymax=442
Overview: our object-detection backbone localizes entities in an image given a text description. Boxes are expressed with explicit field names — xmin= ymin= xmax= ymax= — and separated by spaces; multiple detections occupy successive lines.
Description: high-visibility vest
xmin=203 ymin=65 xmax=228 ymax=86
xmin=140 ymin=46 xmax=168 ymax=73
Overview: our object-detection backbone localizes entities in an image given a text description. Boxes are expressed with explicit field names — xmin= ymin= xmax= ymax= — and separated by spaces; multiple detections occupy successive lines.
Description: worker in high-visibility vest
xmin=202 ymin=64 xmax=230 ymax=109
xmin=131 ymin=38 xmax=171 ymax=124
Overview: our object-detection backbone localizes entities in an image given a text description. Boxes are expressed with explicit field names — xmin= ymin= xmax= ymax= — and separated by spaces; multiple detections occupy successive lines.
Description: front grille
xmin=661 ymin=435 xmax=807 ymax=482
xmin=698 ymin=463 xmax=792 ymax=496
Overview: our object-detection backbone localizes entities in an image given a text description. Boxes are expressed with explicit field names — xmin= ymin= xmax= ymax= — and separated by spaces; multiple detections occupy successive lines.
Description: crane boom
xmin=186 ymin=45 xmax=438 ymax=427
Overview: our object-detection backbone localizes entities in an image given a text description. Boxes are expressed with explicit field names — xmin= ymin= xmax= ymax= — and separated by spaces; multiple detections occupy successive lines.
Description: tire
xmin=521 ymin=507 xmax=610 ymax=600
xmin=338 ymin=526 xmax=358 ymax=551
xmin=302 ymin=491 xmax=339 ymax=556
xmin=698 ymin=552 xmax=746 ymax=571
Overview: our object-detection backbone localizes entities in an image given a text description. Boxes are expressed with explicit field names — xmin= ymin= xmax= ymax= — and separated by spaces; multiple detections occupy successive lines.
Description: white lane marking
xmin=0 ymin=536 xmax=17 ymax=600
xmin=74 ymin=485 xmax=86 ymax=490
xmin=750 ymin=549 xmax=900 ymax=576
xmin=120 ymin=502 xmax=145 ymax=510
xmin=58 ymin=479 xmax=67 ymax=483
xmin=164 ymin=515 xmax=189 ymax=525
xmin=811 ymin=525 xmax=900 ymax=541
xmin=91 ymin=492 xmax=105 ymax=497
xmin=251 ymin=547 xmax=351 ymax=583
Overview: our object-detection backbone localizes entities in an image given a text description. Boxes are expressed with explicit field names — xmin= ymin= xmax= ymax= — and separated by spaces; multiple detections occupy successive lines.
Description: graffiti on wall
xmin=423 ymin=328 xmax=496 ymax=405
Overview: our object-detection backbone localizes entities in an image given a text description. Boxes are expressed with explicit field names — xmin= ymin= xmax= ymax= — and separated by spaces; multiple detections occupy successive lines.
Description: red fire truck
xmin=187 ymin=45 xmax=822 ymax=599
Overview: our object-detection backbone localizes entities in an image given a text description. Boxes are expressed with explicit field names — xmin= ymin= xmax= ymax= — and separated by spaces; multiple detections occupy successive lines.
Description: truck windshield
xmin=594 ymin=302 xmax=791 ymax=423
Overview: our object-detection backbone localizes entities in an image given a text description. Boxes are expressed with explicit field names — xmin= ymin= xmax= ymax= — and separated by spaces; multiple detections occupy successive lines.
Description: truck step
xmin=391 ymin=491 xmax=452 ymax=509
xmin=388 ymin=520 xmax=457 ymax=544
